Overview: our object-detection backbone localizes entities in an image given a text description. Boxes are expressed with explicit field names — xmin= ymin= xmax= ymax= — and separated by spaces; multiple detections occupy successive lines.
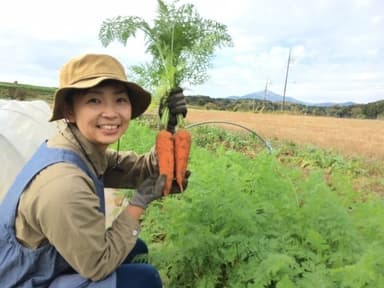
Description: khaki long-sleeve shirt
xmin=15 ymin=124 xmax=158 ymax=281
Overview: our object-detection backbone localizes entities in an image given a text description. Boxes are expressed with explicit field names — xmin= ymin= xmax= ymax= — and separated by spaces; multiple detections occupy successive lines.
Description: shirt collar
xmin=58 ymin=124 xmax=108 ymax=177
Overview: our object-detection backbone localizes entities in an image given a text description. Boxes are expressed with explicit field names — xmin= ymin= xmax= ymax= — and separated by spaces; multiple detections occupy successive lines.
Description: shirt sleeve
xmin=103 ymin=147 xmax=159 ymax=189
xmin=33 ymin=163 xmax=140 ymax=281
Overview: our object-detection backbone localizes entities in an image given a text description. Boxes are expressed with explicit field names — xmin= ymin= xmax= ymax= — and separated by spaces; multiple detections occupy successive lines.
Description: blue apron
xmin=0 ymin=142 xmax=116 ymax=287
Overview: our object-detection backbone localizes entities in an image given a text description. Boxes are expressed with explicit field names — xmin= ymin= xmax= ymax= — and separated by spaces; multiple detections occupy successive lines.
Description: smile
xmin=98 ymin=124 xmax=120 ymax=130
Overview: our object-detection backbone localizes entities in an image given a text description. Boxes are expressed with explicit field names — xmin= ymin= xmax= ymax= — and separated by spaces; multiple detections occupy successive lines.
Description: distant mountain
xmin=306 ymin=101 xmax=357 ymax=107
xmin=229 ymin=90 xmax=357 ymax=107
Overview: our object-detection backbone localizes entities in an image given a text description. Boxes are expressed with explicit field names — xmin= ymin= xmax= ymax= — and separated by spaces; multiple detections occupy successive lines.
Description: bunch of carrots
xmin=114 ymin=107 xmax=190 ymax=207
xmin=156 ymin=104 xmax=191 ymax=196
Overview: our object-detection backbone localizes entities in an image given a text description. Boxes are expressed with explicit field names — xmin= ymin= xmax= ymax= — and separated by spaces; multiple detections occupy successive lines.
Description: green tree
xmin=99 ymin=0 xmax=233 ymax=100
xmin=362 ymin=100 xmax=384 ymax=119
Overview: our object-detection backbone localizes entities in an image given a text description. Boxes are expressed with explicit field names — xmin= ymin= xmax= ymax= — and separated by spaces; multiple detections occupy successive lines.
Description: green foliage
xmin=361 ymin=100 xmax=384 ymax=119
xmin=114 ymin=118 xmax=157 ymax=153
xmin=99 ymin=0 xmax=233 ymax=99
xmin=189 ymin=125 xmax=267 ymax=157
xmin=0 ymin=81 xmax=55 ymax=102
xmin=118 ymin=120 xmax=384 ymax=287
xmin=275 ymin=142 xmax=364 ymax=177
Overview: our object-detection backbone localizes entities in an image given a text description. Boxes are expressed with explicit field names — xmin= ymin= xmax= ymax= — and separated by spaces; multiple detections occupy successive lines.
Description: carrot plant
xmin=116 ymin=120 xmax=384 ymax=287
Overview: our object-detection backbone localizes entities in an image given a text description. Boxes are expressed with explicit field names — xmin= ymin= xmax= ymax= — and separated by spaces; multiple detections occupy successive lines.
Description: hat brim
xmin=50 ymin=77 xmax=151 ymax=121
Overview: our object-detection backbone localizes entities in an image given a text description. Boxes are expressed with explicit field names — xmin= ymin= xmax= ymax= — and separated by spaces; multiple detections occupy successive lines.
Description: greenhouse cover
xmin=0 ymin=100 xmax=55 ymax=202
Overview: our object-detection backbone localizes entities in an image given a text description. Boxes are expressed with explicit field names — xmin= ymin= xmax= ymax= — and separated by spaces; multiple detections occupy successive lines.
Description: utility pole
xmin=252 ymin=93 xmax=256 ymax=113
xmin=282 ymin=48 xmax=292 ymax=111
xmin=264 ymin=80 xmax=270 ymax=102
xmin=260 ymin=80 xmax=270 ymax=113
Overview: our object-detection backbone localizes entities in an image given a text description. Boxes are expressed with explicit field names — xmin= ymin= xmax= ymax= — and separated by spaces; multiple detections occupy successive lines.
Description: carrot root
xmin=156 ymin=130 xmax=175 ymax=195
xmin=174 ymin=129 xmax=191 ymax=192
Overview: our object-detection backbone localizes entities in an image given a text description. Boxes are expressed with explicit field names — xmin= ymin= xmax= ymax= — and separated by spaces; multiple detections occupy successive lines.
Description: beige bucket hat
xmin=50 ymin=53 xmax=151 ymax=121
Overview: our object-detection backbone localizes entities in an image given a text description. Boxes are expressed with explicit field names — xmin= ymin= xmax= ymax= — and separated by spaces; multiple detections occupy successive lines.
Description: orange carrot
xmin=156 ymin=130 xmax=175 ymax=195
xmin=173 ymin=129 xmax=191 ymax=192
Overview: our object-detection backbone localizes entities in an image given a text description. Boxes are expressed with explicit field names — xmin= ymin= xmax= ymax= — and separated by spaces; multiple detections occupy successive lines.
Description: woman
xmin=0 ymin=53 xmax=188 ymax=287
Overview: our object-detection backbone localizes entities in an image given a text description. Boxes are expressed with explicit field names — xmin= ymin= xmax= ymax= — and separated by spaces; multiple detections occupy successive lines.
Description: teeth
xmin=100 ymin=125 xmax=118 ymax=130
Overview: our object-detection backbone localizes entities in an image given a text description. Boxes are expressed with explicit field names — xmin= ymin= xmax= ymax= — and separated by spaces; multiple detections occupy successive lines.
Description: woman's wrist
xmin=125 ymin=204 xmax=144 ymax=221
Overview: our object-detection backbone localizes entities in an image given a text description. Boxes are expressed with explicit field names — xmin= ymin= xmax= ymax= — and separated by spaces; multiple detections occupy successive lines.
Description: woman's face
xmin=66 ymin=81 xmax=132 ymax=151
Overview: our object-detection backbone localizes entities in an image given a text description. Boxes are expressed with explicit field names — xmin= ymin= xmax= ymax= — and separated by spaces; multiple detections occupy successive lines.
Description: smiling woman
xmin=0 ymin=53 xmax=190 ymax=288
xmin=64 ymin=81 xmax=133 ymax=152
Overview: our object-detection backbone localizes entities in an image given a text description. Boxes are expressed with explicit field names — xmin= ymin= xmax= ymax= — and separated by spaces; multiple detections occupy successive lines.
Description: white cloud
xmin=0 ymin=0 xmax=383 ymax=104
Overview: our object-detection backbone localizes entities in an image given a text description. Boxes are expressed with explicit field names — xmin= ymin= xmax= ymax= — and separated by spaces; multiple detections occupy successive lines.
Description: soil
xmin=185 ymin=109 xmax=384 ymax=160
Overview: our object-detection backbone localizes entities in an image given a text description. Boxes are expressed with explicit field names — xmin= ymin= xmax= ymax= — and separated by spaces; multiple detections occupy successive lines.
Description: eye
xmin=86 ymin=97 xmax=100 ymax=104
xmin=116 ymin=96 xmax=130 ymax=103
xmin=116 ymin=93 xmax=130 ymax=103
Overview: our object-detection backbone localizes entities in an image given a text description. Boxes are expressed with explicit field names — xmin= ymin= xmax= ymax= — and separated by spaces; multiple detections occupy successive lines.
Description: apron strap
xmin=0 ymin=142 xmax=105 ymax=227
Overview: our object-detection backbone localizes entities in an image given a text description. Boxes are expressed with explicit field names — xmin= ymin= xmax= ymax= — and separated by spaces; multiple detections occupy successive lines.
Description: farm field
xmin=2 ymin=98 xmax=383 ymax=286
xmin=185 ymin=108 xmax=384 ymax=160
xmin=106 ymin=119 xmax=384 ymax=287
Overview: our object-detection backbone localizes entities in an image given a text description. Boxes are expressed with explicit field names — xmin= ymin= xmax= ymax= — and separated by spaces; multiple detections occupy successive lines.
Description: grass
xmin=0 ymin=81 xmax=55 ymax=102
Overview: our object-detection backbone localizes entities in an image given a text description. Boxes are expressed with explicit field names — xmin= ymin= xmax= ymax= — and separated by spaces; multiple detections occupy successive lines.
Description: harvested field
xmin=185 ymin=109 xmax=384 ymax=160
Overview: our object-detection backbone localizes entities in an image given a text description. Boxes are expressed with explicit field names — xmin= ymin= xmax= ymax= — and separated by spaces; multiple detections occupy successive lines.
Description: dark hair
xmin=63 ymin=80 xmax=131 ymax=108
xmin=64 ymin=91 xmax=75 ymax=107
xmin=63 ymin=88 xmax=87 ymax=108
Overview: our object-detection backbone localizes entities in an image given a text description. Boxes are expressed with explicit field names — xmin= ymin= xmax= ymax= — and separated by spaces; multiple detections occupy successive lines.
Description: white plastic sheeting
xmin=0 ymin=100 xmax=56 ymax=202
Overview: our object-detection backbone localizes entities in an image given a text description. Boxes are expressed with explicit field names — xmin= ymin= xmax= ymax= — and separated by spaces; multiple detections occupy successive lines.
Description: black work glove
xmin=159 ymin=87 xmax=188 ymax=133
xmin=170 ymin=170 xmax=191 ymax=194
xmin=129 ymin=175 xmax=166 ymax=209
xmin=168 ymin=87 xmax=188 ymax=117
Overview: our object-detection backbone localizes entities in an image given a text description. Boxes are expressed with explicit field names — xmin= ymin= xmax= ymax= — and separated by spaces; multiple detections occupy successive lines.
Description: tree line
xmin=186 ymin=95 xmax=384 ymax=119
xmin=1 ymin=83 xmax=383 ymax=120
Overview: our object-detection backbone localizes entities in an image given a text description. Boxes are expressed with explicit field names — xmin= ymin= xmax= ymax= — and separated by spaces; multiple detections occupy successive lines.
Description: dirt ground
xmin=185 ymin=109 xmax=384 ymax=160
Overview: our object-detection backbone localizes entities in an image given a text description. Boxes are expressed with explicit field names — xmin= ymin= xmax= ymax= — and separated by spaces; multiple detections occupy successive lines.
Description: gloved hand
xmin=167 ymin=87 xmax=188 ymax=117
xmin=170 ymin=170 xmax=191 ymax=194
xmin=129 ymin=175 xmax=166 ymax=209
xmin=159 ymin=87 xmax=188 ymax=133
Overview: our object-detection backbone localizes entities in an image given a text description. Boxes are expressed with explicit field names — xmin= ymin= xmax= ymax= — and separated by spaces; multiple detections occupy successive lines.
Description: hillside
xmin=0 ymin=81 xmax=383 ymax=119
xmin=229 ymin=90 xmax=357 ymax=107
xmin=186 ymin=95 xmax=384 ymax=119
xmin=0 ymin=81 xmax=55 ymax=102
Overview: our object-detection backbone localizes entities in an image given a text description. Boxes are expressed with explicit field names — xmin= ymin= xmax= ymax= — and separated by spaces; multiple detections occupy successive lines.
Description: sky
xmin=0 ymin=0 xmax=383 ymax=104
